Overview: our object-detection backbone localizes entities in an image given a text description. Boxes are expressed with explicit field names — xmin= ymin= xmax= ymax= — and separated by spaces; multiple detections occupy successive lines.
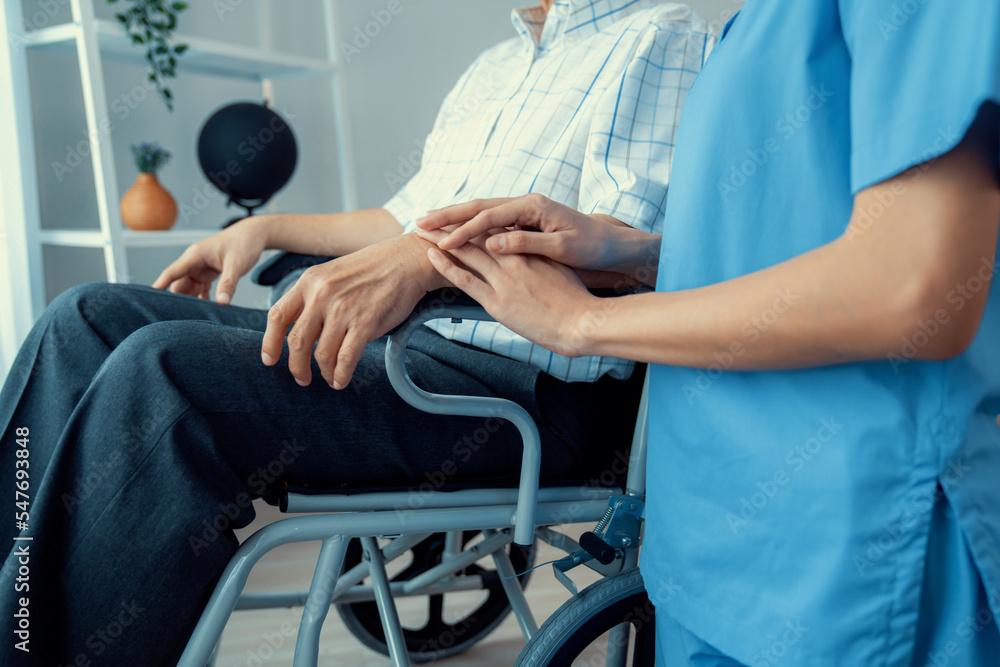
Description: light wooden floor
xmin=215 ymin=501 xmax=601 ymax=666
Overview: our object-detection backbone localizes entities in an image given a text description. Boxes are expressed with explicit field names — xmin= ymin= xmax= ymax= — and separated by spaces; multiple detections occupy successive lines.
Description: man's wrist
xmin=400 ymin=232 xmax=451 ymax=293
xmin=246 ymin=214 xmax=280 ymax=250
xmin=609 ymin=230 xmax=661 ymax=284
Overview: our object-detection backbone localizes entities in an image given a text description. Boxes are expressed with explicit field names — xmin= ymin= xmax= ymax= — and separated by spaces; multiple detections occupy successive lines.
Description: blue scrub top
xmin=641 ymin=0 xmax=1000 ymax=664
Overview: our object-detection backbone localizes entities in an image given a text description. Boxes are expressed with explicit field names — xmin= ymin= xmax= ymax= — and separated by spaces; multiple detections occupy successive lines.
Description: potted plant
xmin=107 ymin=0 xmax=189 ymax=111
xmin=120 ymin=142 xmax=177 ymax=231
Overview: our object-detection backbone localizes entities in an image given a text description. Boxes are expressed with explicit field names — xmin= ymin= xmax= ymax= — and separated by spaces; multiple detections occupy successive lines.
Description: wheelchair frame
xmin=178 ymin=294 xmax=648 ymax=667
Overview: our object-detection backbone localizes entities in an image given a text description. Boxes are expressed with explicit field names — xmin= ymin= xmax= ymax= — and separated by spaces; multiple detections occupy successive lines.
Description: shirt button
xmin=566 ymin=35 xmax=578 ymax=45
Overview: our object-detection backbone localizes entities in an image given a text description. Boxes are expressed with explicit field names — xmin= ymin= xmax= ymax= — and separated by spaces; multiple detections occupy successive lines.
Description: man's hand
xmin=260 ymin=234 xmax=445 ymax=389
xmin=153 ymin=218 xmax=269 ymax=305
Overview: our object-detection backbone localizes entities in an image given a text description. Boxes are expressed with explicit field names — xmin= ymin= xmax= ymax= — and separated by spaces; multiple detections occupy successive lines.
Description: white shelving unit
xmin=0 ymin=0 xmax=357 ymax=371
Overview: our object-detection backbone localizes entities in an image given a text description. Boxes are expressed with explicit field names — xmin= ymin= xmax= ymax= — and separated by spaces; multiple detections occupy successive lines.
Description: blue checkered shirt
xmin=384 ymin=0 xmax=715 ymax=382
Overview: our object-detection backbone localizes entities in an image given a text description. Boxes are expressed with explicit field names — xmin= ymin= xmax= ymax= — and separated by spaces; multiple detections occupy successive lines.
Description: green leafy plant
xmin=107 ymin=0 xmax=190 ymax=111
xmin=131 ymin=142 xmax=172 ymax=174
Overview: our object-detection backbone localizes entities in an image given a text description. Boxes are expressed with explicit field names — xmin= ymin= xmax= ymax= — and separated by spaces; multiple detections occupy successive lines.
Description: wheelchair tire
xmin=336 ymin=531 xmax=534 ymax=663
xmin=514 ymin=568 xmax=654 ymax=667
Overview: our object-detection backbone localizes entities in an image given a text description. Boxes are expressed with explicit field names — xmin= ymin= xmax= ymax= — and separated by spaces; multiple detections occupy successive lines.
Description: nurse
xmin=416 ymin=0 xmax=1000 ymax=664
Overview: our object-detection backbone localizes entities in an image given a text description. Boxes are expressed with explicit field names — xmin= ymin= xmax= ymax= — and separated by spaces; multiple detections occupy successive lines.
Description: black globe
xmin=197 ymin=102 xmax=298 ymax=207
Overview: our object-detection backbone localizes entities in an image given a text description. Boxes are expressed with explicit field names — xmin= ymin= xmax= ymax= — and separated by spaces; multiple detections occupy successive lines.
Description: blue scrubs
xmin=641 ymin=1 xmax=1000 ymax=664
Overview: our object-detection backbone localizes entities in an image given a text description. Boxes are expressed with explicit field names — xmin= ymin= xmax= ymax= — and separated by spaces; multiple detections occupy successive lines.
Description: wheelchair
xmin=176 ymin=253 xmax=655 ymax=667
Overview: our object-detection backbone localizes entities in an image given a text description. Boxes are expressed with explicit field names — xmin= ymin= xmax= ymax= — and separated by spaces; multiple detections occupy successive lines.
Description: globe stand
xmin=222 ymin=196 xmax=270 ymax=228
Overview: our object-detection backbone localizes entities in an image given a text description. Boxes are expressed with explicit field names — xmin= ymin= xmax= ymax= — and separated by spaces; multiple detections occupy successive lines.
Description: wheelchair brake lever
xmin=553 ymin=550 xmax=593 ymax=595
xmin=551 ymin=495 xmax=646 ymax=595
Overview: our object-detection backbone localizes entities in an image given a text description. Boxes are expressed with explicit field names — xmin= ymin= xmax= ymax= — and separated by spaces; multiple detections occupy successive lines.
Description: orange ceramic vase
xmin=120 ymin=173 xmax=177 ymax=231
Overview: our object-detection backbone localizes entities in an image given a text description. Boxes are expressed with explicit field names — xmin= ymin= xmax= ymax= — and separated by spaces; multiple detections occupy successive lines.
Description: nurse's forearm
xmin=580 ymin=240 xmax=919 ymax=368
xmin=258 ymin=208 xmax=403 ymax=257
xmin=577 ymin=143 xmax=1000 ymax=369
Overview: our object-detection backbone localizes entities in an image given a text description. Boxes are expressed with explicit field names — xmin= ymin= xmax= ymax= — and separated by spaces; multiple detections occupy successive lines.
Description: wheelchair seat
xmin=177 ymin=265 xmax=648 ymax=667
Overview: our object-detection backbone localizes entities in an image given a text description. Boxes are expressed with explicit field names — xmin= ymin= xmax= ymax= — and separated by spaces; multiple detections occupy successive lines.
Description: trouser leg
xmin=0 ymin=313 xmax=605 ymax=665
xmin=655 ymin=609 xmax=748 ymax=666
xmin=0 ymin=283 xmax=269 ymax=548
xmin=911 ymin=493 xmax=1000 ymax=666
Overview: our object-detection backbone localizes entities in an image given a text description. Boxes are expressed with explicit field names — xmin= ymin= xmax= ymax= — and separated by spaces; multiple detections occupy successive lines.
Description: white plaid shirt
xmin=384 ymin=0 xmax=715 ymax=382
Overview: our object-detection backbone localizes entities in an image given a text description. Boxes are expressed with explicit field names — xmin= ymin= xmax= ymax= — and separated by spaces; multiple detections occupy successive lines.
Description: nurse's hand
xmin=415 ymin=195 xmax=659 ymax=281
xmin=424 ymin=239 xmax=602 ymax=358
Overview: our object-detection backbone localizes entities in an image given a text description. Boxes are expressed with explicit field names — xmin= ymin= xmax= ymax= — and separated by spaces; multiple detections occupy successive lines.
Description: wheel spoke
xmin=337 ymin=533 xmax=534 ymax=662
xmin=423 ymin=594 xmax=448 ymax=634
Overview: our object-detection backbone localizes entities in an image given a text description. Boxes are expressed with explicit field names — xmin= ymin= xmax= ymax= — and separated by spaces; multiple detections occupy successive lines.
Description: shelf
xmin=38 ymin=229 xmax=107 ymax=248
xmin=22 ymin=20 xmax=337 ymax=81
xmin=120 ymin=228 xmax=217 ymax=247
xmin=40 ymin=228 xmax=217 ymax=248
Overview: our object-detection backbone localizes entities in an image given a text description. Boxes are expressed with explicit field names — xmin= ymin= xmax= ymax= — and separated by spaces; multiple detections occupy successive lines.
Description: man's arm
xmin=153 ymin=208 xmax=405 ymax=303
xmin=255 ymin=208 xmax=403 ymax=257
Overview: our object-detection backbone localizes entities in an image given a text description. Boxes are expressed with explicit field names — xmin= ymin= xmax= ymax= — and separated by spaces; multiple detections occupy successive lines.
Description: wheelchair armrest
xmin=383 ymin=287 xmax=542 ymax=545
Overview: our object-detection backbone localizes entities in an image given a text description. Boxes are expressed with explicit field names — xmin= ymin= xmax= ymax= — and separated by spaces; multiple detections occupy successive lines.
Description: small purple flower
xmin=131 ymin=142 xmax=172 ymax=174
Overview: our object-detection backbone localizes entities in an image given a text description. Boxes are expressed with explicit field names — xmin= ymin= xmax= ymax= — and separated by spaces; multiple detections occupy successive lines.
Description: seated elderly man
xmin=0 ymin=1 xmax=713 ymax=664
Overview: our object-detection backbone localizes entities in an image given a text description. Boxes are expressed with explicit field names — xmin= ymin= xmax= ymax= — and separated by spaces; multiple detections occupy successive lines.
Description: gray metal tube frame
xmin=361 ymin=536 xmax=410 ymax=666
xmin=590 ymin=373 xmax=651 ymax=667
xmin=284 ymin=485 xmax=617 ymax=513
xmin=485 ymin=529 xmax=539 ymax=641
xmin=384 ymin=304 xmax=542 ymax=546
xmin=293 ymin=535 xmax=349 ymax=666
xmin=178 ymin=500 xmax=610 ymax=666
xmin=180 ymin=304 xmax=647 ymax=666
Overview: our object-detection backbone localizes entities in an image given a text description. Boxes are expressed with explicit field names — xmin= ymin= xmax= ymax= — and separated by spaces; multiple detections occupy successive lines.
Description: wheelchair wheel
xmin=514 ymin=568 xmax=654 ymax=667
xmin=336 ymin=531 xmax=534 ymax=662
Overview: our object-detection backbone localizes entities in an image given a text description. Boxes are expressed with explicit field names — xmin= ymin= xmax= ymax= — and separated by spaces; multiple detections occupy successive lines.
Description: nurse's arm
xmin=580 ymin=140 xmax=1000 ymax=369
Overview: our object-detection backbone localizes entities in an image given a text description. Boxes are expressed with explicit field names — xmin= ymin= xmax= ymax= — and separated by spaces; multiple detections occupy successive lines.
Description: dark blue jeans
xmin=0 ymin=283 xmax=640 ymax=665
